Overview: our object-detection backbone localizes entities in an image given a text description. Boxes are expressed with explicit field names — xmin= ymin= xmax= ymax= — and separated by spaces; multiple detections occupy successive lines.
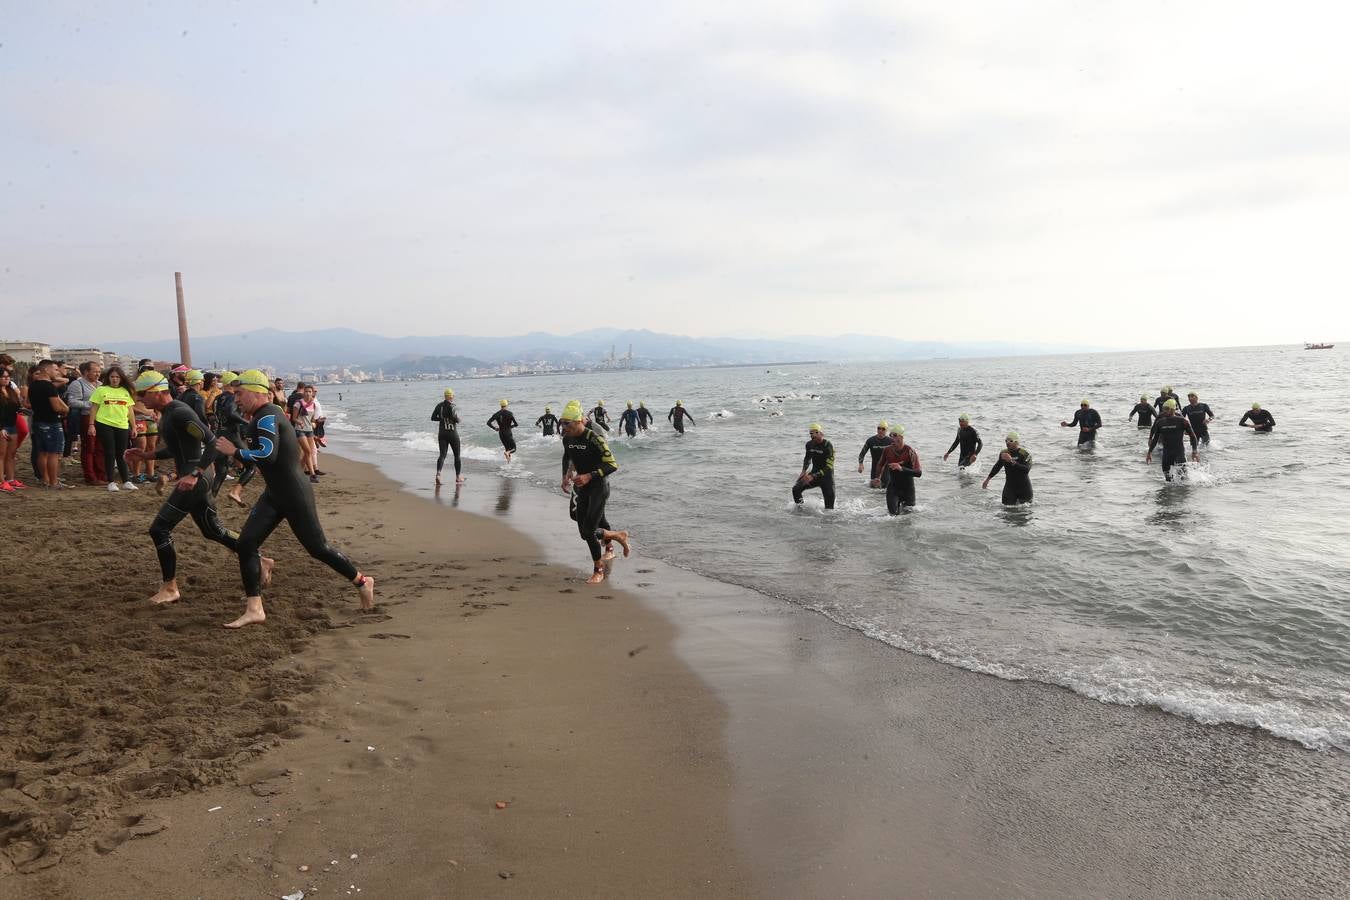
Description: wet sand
xmin=5 ymin=450 xmax=1349 ymax=898
xmin=3 ymin=456 xmax=746 ymax=897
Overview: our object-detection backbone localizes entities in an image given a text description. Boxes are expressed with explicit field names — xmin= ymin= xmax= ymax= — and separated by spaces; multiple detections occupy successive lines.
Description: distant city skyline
xmin=3 ymin=2 xmax=1347 ymax=348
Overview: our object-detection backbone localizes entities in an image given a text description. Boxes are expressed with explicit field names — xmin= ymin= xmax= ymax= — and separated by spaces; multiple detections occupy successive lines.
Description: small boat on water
xmin=1304 ymin=342 xmax=1335 ymax=350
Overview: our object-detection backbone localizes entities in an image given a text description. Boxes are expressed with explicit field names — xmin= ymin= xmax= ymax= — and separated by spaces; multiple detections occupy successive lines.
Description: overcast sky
xmin=3 ymin=1 xmax=1347 ymax=349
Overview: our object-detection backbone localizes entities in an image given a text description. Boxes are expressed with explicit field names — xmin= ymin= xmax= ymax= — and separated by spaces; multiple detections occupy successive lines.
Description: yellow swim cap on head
xmin=560 ymin=400 xmax=584 ymax=422
xmin=676 ymin=400 xmax=683 ymax=406
xmin=1188 ymin=392 xmax=1198 ymax=399
xmin=444 ymin=388 xmax=454 ymax=398
xmin=1252 ymin=402 xmax=1261 ymax=410
xmin=626 ymin=401 xmax=633 ymax=409
xmin=1006 ymin=431 xmax=1020 ymax=442
xmin=639 ymin=401 xmax=646 ymax=407
xmin=1164 ymin=385 xmax=1173 ymax=392
xmin=878 ymin=420 xmax=889 ymax=430
xmin=545 ymin=405 xmax=552 ymax=413
xmin=1080 ymin=399 xmax=1090 ymax=406
xmin=809 ymin=423 xmax=823 ymax=434
xmin=1140 ymin=394 xmax=1148 ymax=402
xmin=890 ymin=425 xmax=905 ymax=436
xmin=133 ymin=371 xmax=170 ymax=393
xmin=221 ymin=371 xmax=238 ymax=385
xmin=235 ymin=369 xmax=271 ymax=393
xmin=500 ymin=399 xmax=509 ymax=407
xmin=185 ymin=369 xmax=203 ymax=385
xmin=1164 ymin=399 xmax=1178 ymax=410
xmin=597 ymin=400 xmax=604 ymax=407
xmin=959 ymin=413 xmax=970 ymax=422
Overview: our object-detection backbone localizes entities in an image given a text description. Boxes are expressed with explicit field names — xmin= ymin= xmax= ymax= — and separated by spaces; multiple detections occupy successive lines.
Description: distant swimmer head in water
xmin=639 ymin=401 xmax=646 ymax=408
xmin=1188 ymin=392 xmax=1198 ymax=401
xmin=545 ymin=405 xmax=552 ymax=413
xmin=444 ymin=388 xmax=454 ymax=399
xmin=500 ymin=399 xmax=509 ymax=408
xmin=597 ymin=400 xmax=604 ymax=407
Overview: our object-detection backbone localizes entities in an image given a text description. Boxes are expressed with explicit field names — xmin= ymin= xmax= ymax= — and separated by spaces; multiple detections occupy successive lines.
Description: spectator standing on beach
xmin=202 ymin=372 xmax=221 ymax=430
xmin=66 ymin=360 xmax=106 ymax=484
xmin=168 ymin=364 xmax=189 ymax=399
xmin=290 ymin=384 xmax=320 ymax=483
xmin=27 ymin=360 xmax=69 ymax=488
xmin=131 ymin=374 xmax=159 ymax=484
xmin=0 ymin=368 xmax=23 ymax=491
xmin=89 ymin=365 xmax=137 ymax=491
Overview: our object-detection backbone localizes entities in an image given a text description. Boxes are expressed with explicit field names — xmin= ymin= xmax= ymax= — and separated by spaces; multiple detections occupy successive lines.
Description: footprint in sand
xmin=369 ymin=633 xmax=412 ymax=640
xmin=558 ymin=588 xmax=575 ymax=594
xmin=637 ymin=583 xmax=654 ymax=587
xmin=636 ymin=569 xmax=655 ymax=574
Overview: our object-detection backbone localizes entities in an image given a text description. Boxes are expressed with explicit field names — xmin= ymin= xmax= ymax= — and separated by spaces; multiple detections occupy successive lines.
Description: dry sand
xmin=2 ymin=455 xmax=746 ymax=898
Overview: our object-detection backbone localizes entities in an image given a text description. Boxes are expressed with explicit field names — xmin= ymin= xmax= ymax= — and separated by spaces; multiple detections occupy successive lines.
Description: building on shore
xmin=0 ymin=340 xmax=54 ymax=364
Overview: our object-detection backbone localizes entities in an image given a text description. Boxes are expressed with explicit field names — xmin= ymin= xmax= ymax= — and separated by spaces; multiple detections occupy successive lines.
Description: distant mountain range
xmin=111 ymin=327 xmax=1095 ymax=373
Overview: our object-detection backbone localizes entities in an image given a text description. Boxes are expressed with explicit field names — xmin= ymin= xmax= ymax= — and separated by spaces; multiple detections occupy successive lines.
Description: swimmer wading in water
xmin=213 ymin=370 xmax=374 ymax=629
xmin=487 ymin=399 xmax=519 ymax=461
xmin=982 ymin=432 xmax=1033 ymax=505
xmin=793 ymin=423 xmax=836 ymax=509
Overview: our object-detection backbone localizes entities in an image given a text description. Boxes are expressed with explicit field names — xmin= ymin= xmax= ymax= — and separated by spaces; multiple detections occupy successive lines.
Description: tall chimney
xmin=175 ymin=272 xmax=192 ymax=365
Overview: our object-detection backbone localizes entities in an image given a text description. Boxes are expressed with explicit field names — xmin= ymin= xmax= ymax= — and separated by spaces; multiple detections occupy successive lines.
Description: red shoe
xmin=10 ymin=479 xmax=26 ymax=489
xmin=0 ymin=482 xmax=14 ymax=493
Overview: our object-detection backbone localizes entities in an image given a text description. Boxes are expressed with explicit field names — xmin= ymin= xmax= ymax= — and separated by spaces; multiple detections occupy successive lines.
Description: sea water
xmin=322 ymin=345 xmax=1350 ymax=751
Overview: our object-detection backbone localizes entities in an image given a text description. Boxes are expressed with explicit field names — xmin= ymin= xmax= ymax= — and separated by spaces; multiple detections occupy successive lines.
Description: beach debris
xmin=350 ymin=853 xmax=358 ymax=859
xmin=366 ymin=746 xmax=375 ymax=752
xmin=494 ymin=801 xmax=509 ymax=809
xmin=298 ymin=865 xmax=310 ymax=872
xmin=207 ymin=806 xmax=223 ymax=812
xmin=499 ymin=871 xmax=514 ymax=879
xmin=627 ymin=645 xmax=649 ymax=658
xmin=282 ymin=892 xmax=304 ymax=900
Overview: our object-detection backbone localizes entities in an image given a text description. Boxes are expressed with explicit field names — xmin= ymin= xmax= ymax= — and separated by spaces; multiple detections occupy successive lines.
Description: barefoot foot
xmin=261 ymin=557 xmax=276 ymax=588
xmin=602 ymin=543 xmax=617 ymax=562
xmin=356 ymin=575 xmax=376 ymax=610
xmin=455 ymin=475 xmax=466 ymax=484
xmin=435 ymin=473 xmax=442 ymax=485
xmin=586 ymin=568 xmax=606 ymax=585
xmin=611 ymin=531 xmax=632 ymax=558
xmin=147 ymin=584 xmax=181 ymax=605
xmin=228 ymin=490 xmax=246 ymax=508
xmin=224 ymin=603 xmax=266 ymax=629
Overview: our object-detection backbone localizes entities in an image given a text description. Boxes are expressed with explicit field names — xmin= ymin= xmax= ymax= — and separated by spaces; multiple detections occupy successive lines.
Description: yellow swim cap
xmin=1140 ymin=394 xmax=1148 ymax=401
xmin=1164 ymin=399 xmax=1178 ymax=410
xmin=133 ymin=371 xmax=170 ymax=393
xmin=1006 ymin=431 xmax=1020 ymax=442
xmin=560 ymin=400 xmax=585 ymax=422
xmin=959 ymin=413 xmax=970 ymax=423
xmin=221 ymin=371 xmax=238 ymax=385
xmin=1164 ymin=385 xmax=1174 ymax=392
xmin=626 ymin=401 xmax=633 ymax=409
xmin=676 ymin=400 xmax=683 ymax=407
xmin=597 ymin=400 xmax=604 ymax=407
xmin=809 ymin=423 xmax=823 ymax=434
xmin=1080 ymin=399 xmax=1090 ymax=406
xmin=235 ymin=369 xmax=271 ymax=394
xmin=878 ymin=420 xmax=889 ymax=430
xmin=500 ymin=399 xmax=509 ymax=408
xmin=1252 ymin=402 xmax=1261 ymax=410
xmin=890 ymin=425 xmax=905 ymax=436
xmin=185 ymin=369 xmax=203 ymax=385
xmin=444 ymin=388 xmax=454 ymax=398
xmin=545 ymin=405 xmax=552 ymax=413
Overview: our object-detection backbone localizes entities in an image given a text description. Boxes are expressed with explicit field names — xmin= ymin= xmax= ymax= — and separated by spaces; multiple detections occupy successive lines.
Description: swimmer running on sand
xmin=213 ymin=370 xmax=373 ymax=629
xmin=124 ymin=370 xmax=272 ymax=606
xmin=559 ymin=400 xmax=630 ymax=584
xmin=431 ymin=388 xmax=463 ymax=484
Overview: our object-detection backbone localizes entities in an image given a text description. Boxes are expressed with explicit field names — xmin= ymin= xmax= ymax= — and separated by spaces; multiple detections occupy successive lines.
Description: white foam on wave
xmin=709 ymin=409 xmax=736 ymax=420
xmin=324 ymin=410 xmax=364 ymax=433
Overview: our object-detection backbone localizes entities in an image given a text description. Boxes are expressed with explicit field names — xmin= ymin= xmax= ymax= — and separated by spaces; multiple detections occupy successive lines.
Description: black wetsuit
xmin=487 ymin=409 xmax=519 ymax=452
xmin=148 ymin=401 xmax=240 ymax=582
xmin=180 ymin=387 xmax=206 ymax=423
xmin=536 ymin=412 xmax=559 ymax=436
xmin=793 ymin=439 xmax=836 ymax=509
xmin=879 ymin=442 xmax=921 ymax=514
xmin=562 ymin=426 xmax=619 ymax=562
xmin=858 ymin=433 xmax=891 ymax=481
xmin=619 ymin=408 xmax=640 ymax=437
xmin=668 ymin=406 xmax=694 ymax=433
xmin=1239 ymin=409 xmax=1275 ymax=432
xmin=946 ymin=425 xmax=984 ymax=468
xmin=1130 ymin=403 xmax=1156 ymax=428
xmin=1066 ymin=408 xmax=1102 ymax=445
xmin=211 ymin=390 xmax=245 ymax=494
xmin=431 ymin=400 xmax=461 ymax=476
xmin=1154 ymin=392 xmax=1182 ymax=413
xmin=590 ymin=406 xmax=610 ymax=433
xmin=987 ymin=448 xmax=1033 ymax=505
xmin=1148 ymin=414 xmax=1198 ymax=481
xmin=1181 ymin=402 xmax=1214 ymax=443
xmin=232 ymin=403 xmax=359 ymax=596
xmin=637 ymin=406 xmax=653 ymax=431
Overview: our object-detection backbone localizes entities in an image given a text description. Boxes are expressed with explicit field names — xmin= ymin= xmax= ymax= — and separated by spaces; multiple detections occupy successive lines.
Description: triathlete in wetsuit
xmin=1181 ymin=393 xmax=1214 ymax=445
xmin=487 ymin=400 xmax=519 ymax=461
xmin=668 ymin=401 xmax=694 ymax=433
xmin=943 ymin=414 xmax=983 ymax=468
xmin=982 ymin=432 xmax=1033 ymax=505
xmin=536 ymin=407 xmax=560 ymax=436
xmin=857 ymin=421 xmax=891 ymax=483
xmin=125 ymin=371 xmax=257 ymax=606
xmin=1153 ymin=386 xmax=1182 ymax=413
xmin=1147 ymin=400 xmax=1200 ymax=482
xmin=1061 ymin=400 xmax=1102 ymax=445
xmin=558 ymin=400 xmax=630 ymax=584
xmin=1239 ymin=404 xmax=1275 ymax=432
xmin=211 ymin=373 xmax=257 ymax=504
xmin=636 ymin=402 xmax=653 ymax=432
xmin=180 ymin=371 xmax=207 ymax=422
xmin=214 ymin=370 xmax=373 ymax=629
xmin=619 ymin=402 xmax=640 ymax=437
xmin=590 ymin=401 xmax=610 ymax=433
xmin=875 ymin=425 xmax=921 ymax=513
xmin=431 ymin=388 xmax=462 ymax=484
xmin=1129 ymin=395 xmax=1156 ymax=428
xmin=793 ymin=423 xmax=835 ymax=509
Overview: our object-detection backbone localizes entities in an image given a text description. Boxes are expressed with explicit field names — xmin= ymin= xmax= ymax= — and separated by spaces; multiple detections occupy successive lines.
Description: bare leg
xmin=148 ymin=580 xmax=181 ymax=605
xmin=224 ymin=596 xmax=266 ymax=629
xmin=355 ymin=574 xmax=376 ymax=610
xmin=602 ymin=529 xmax=631 ymax=558
xmin=585 ymin=566 xmax=606 ymax=585
xmin=261 ymin=556 xmax=275 ymax=588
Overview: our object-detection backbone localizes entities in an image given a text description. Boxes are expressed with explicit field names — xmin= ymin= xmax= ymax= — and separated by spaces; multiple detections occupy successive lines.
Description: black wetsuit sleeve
xmin=590 ymin=432 xmax=618 ymax=479
xmin=1069 ymin=410 xmax=1083 ymax=427
xmin=822 ymin=441 xmax=834 ymax=474
xmin=238 ymin=411 xmax=280 ymax=464
xmin=507 ymin=413 xmax=518 ymax=429
xmin=487 ymin=413 xmax=499 ymax=430
xmin=802 ymin=447 xmax=812 ymax=470
xmin=1239 ymin=411 xmax=1252 ymax=426
xmin=1184 ymin=419 xmax=1198 ymax=451
xmin=973 ymin=432 xmax=983 ymax=455
xmin=859 ymin=440 xmax=872 ymax=465
xmin=947 ymin=432 xmax=961 ymax=455
xmin=1148 ymin=420 xmax=1162 ymax=451
xmin=987 ymin=458 xmax=1005 ymax=479
xmin=561 ymin=443 xmax=571 ymax=479
xmin=431 ymin=403 xmax=442 ymax=422
xmin=1007 ymin=451 xmax=1031 ymax=471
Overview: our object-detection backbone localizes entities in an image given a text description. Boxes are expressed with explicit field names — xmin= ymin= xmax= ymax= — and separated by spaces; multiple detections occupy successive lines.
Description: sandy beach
xmin=4 ymin=451 xmax=1348 ymax=899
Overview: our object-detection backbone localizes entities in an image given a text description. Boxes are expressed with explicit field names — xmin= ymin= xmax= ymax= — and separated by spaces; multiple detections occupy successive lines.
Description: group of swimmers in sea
xmin=794 ymin=386 xmax=1277 ymax=514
